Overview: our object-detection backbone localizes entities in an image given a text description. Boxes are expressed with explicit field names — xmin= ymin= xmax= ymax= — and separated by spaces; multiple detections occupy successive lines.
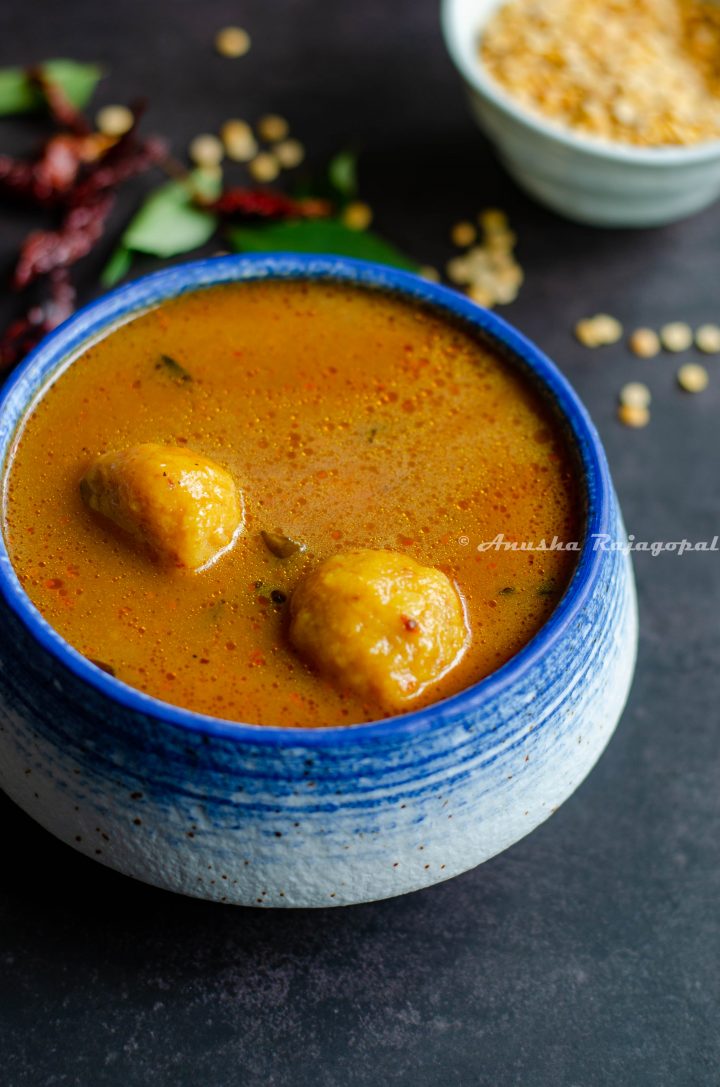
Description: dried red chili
xmin=0 ymin=269 xmax=75 ymax=371
xmin=70 ymin=133 xmax=167 ymax=205
xmin=0 ymin=132 xmax=115 ymax=207
xmin=0 ymin=80 xmax=170 ymax=375
xmin=13 ymin=192 xmax=115 ymax=289
xmin=0 ymin=68 xmax=335 ymax=379
xmin=205 ymin=188 xmax=331 ymax=220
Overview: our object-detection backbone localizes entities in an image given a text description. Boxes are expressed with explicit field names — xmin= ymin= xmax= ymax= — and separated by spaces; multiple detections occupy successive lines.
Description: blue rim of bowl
xmin=441 ymin=0 xmax=720 ymax=165
xmin=0 ymin=253 xmax=611 ymax=747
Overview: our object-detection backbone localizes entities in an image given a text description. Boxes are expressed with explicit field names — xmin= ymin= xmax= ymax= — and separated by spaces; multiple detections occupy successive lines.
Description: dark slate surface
xmin=0 ymin=1 xmax=718 ymax=1083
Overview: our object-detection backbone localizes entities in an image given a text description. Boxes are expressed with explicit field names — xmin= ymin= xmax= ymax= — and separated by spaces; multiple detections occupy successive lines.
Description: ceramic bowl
xmin=0 ymin=254 xmax=637 ymax=907
xmin=441 ymin=0 xmax=720 ymax=227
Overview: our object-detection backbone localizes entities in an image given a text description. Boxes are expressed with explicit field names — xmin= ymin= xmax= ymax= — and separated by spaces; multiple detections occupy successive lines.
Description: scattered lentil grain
xmin=448 ymin=208 xmax=522 ymax=307
xmin=446 ymin=256 xmax=470 ymax=285
xmin=478 ymin=208 xmax=508 ymax=233
xmin=215 ymin=26 xmax=251 ymax=58
xmin=248 ymin=152 xmax=280 ymax=182
xmin=257 ymin=114 xmax=289 ymax=142
xmin=273 ymin=138 xmax=305 ymax=169
xmin=451 ymin=221 xmax=477 ymax=247
xmin=467 ymin=283 xmax=495 ymax=307
xmin=661 ymin=321 xmax=693 ymax=352
xmin=677 ymin=362 xmax=709 ymax=392
xmin=618 ymin=403 xmax=650 ymax=427
xmin=342 ymin=201 xmax=373 ymax=231
xmin=95 ymin=104 xmax=134 ymax=137
xmin=221 ymin=119 xmax=258 ymax=162
xmin=695 ymin=323 xmax=720 ymax=354
xmin=419 ymin=265 xmax=440 ymax=282
xmin=629 ymin=328 xmax=661 ymax=358
xmin=189 ymin=133 xmax=224 ymax=168
xmin=620 ymin=381 xmax=651 ymax=409
xmin=575 ymin=314 xmax=622 ymax=347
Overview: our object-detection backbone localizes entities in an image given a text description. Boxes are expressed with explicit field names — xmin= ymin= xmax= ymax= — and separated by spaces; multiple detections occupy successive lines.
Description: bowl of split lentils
xmin=442 ymin=0 xmax=720 ymax=226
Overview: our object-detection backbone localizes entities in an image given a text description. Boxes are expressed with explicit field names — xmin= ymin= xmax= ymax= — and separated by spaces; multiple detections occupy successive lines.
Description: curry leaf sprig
xmin=0 ymin=59 xmax=102 ymax=116
xmin=102 ymin=170 xmax=222 ymax=286
xmin=0 ymin=60 xmax=420 ymax=373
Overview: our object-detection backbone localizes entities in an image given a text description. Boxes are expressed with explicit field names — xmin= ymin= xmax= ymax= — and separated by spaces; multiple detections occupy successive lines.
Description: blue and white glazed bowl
xmin=0 ymin=254 xmax=637 ymax=907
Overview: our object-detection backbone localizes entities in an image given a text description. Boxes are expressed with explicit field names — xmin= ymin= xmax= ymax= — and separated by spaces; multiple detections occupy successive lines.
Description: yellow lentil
xmin=661 ymin=322 xmax=693 ymax=352
xmin=629 ymin=328 xmax=661 ymax=358
xmin=447 ymin=208 xmax=522 ymax=308
xmin=342 ymin=202 xmax=373 ymax=231
xmin=451 ymin=221 xmax=477 ymax=247
xmin=188 ymin=133 xmax=224 ymax=168
xmin=677 ymin=362 xmax=709 ymax=392
xmin=215 ymin=26 xmax=251 ymax=58
xmin=575 ymin=314 xmax=622 ymax=347
xmin=273 ymin=138 xmax=305 ymax=169
xmin=619 ymin=382 xmax=652 ymax=409
xmin=221 ymin=120 xmax=258 ymax=162
xmin=419 ymin=265 xmax=441 ymax=283
xmin=618 ymin=403 xmax=651 ymax=428
xmin=95 ymin=104 xmax=134 ymax=137
xmin=248 ymin=152 xmax=280 ymax=182
xmin=257 ymin=114 xmax=289 ymax=142
xmin=478 ymin=208 xmax=508 ymax=233
xmin=467 ymin=284 xmax=496 ymax=308
xmin=695 ymin=323 xmax=720 ymax=354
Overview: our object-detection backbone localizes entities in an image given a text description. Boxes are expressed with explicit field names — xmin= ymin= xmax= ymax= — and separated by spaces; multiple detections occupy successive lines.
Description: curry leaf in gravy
xmin=155 ymin=353 xmax=192 ymax=383
xmin=228 ymin=218 xmax=419 ymax=272
xmin=261 ymin=530 xmax=306 ymax=559
xmin=0 ymin=59 xmax=103 ymax=115
xmin=207 ymin=599 xmax=229 ymax=625
xmin=88 ymin=657 xmax=116 ymax=677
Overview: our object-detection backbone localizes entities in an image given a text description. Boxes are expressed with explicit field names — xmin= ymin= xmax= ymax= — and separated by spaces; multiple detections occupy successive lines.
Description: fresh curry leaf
xmin=228 ymin=217 xmax=418 ymax=272
xmin=155 ymin=353 xmax=192 ymax=383
xmin=122 ymin=171 xmax=221 ymax=258
xmin=327 ymin=150 xmax=358 ymax=201
xmin=100 ymin=170 xmax=222 ymax=284
xmin=291 ymin=149 xmax=357 ymax=204
xmin=42 ymin=59 xmax=103 ymax=109
xmin=0 ymin=59 xmax=103 ymax=116
xmin=100 ymin=245 xmax=132 ymax=288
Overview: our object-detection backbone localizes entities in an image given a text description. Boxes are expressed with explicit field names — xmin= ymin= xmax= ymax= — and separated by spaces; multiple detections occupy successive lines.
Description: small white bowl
xmin=441 ymin=0 xmax=720 ymax=227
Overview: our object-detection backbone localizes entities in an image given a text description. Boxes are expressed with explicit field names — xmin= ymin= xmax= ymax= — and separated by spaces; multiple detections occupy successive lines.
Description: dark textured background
xmin=0 ymin=1 xmax=719 ymax=1084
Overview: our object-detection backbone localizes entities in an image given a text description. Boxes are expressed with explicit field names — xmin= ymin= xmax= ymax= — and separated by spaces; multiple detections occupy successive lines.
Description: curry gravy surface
xmin=3 ymin=281 xmax=582 ymax=726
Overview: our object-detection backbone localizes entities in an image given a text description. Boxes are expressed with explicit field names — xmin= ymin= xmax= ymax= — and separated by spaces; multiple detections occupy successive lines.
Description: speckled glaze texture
xmin=0 ymin=255 xmax=637 ymax=907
